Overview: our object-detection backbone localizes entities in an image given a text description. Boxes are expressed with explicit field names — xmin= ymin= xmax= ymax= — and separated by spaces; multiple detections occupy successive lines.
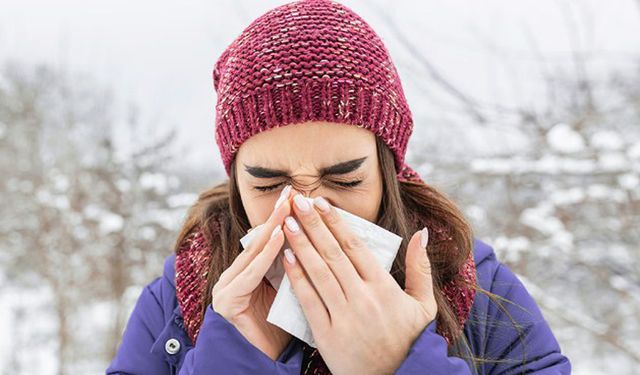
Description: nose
xmin=289 ymin=187 xmax=334 ymax=207
xmin=290 ymin=186 xmax=319 ymax=200
xmin=290 ymin=187 xmax=309 ymax=197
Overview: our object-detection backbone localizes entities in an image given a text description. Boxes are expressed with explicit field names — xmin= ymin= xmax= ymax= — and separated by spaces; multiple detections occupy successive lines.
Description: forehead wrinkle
xmin=286 ymin=151 xmax=325 ymax=177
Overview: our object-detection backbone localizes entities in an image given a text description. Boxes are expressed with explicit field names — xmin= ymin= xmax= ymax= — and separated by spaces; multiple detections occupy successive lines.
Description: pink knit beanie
xmin=212 ymin=0 xmax=421 ymax=182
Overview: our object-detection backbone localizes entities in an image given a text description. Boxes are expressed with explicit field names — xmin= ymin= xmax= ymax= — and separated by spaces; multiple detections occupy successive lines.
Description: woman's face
xmin=235 ymin=121 xmax=384 ymax=229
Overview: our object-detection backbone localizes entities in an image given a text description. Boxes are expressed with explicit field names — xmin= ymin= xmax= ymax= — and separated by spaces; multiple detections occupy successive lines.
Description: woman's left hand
xmin=280 ymin=192 xmax=438 ymax=375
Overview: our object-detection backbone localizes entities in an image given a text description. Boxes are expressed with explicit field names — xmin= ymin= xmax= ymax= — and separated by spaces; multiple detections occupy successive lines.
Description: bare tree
xmin=0 ymin=62 xmax=192 ymax=374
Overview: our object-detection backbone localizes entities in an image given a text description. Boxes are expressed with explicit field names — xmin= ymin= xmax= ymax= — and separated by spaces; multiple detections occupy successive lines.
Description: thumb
xmin=404 ymin=227 xmax=434 ymax=303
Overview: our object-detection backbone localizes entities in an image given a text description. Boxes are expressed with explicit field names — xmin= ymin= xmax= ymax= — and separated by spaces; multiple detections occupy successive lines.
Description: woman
xmin=107 ymin=0 xmax=572 ymax=374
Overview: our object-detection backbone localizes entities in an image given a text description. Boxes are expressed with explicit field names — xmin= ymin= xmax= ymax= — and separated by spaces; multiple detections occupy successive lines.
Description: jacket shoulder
xmin=140 ymin=253 xmax=179 ymax=324
xmin=471 ymin=237 xmax=502 ymax=291
xmin=163 ymin=253 xmax=177 ymax=288
xmin=472 ymin=237 xmax=497 ymax=267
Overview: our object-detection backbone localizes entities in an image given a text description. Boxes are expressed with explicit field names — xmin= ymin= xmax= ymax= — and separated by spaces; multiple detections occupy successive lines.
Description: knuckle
xmin=212 ymin=283 xmax=221 ymax=297
xmin=290 ymin=266 xmax=307 ymax=282
xmin=216 ymin=270 xmax=231 ymax=287
xmin=304 ymin=213 xmax=323 ymax=229
xmin=323 ymin=246 xmax=346 ymax=263
xmin=213 ymin=288 xmax=224 ymax=300
xmin=341 ymin=235 xmax=364 ymax=252
xmin=215 ymin=269 xmax=230 ymax=285
xmin=323 ymin=211 xmax=341 ymax=227
xmin=311 ymin=266 xmax=333 ymax=283
xmin=287 ymin=237 xmax=302 ymax=249
xmin=422 ymin=262 xmax=433 ymax=276
xmin=243 ymin=263 xmax=257 ymax=279
xmin=419 ymin=255 xmax=433 ymax=275
xmin=212 ymin=290 xmax=227 ymax=309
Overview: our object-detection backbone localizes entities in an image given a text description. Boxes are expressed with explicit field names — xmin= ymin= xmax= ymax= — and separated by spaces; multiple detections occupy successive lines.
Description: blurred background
xmin=0 ymin=0 xmax=638 ymax=374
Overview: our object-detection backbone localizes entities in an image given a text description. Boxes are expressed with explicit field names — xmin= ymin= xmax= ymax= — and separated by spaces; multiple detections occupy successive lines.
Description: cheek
xmin=329 ymin=186 xmax=382 ymax=223
xmin=340 ymin=198 xmax=380 ymax=223
xmin=245 ymin=200 xmax=278 ymax=229
xmin=239 ymin=185 xmax=276 ymax=229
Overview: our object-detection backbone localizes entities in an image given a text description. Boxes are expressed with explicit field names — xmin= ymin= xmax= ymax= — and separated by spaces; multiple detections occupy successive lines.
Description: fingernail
xmin=293 ymin=194 xmax=311 ymax=212
xmin=285 ymin=216 xmax=300 ymax=232
xmin=420 ymin=227 xmax=429 ymax=248
xmin=313 ymin=196 xmax=330 ymax=213
xmin=274 ymin=185 xmax=292 ymax=210
xmin=284 ymin=248 xmax=296 ymax=264
xmin=271 ymin=225 xmax=282 ymax=238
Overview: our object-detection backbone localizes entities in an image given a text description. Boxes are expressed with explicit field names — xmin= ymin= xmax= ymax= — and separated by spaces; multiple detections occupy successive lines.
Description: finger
xmin=226 ymin=223 xmax=286 ymax=295
xmin=282 ymin=214 xmax=347 ymax=312
xmin=404 ymin=227 xmax=434 ymax=304
xmin=216 ymin=185 xmax=292 ymax=290
xmin=291 ymin=193 xmax=365 ymax=300
xmin=312 ymin=197 xmax=386 ymax=283
xmin=281 ymin=247 xmax=331 ymax=335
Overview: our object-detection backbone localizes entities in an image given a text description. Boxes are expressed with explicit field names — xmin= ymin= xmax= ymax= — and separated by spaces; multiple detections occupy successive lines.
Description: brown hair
xmin=173 ymin=136 xmax=529 ymax=373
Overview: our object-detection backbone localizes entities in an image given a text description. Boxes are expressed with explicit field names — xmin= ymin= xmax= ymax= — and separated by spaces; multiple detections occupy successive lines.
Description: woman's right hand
xmin=211 ymin=185 xmax=294 ymax=361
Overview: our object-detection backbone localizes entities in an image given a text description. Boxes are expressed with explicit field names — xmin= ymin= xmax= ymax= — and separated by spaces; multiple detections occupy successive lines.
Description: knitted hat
xmin=212 ymin=0 xmax=421 ymax=182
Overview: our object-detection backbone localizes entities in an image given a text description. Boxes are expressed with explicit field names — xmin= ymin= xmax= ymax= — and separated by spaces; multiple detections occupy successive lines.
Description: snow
xmin=81 ymin=204 xmax=125 ymax=234
xmin=609 ymin=275 xmax=631 ymax=292
xmin=546 ymin=123 xmax=586 ymax=154
xmin=492 ymin=235 xmax=530 ymax=263
xmin=464 ymin=204 xmax=487 ymax=223
xmin=469 ymin=155 xmax=598 ymax=175
xmin=0 ymin=286 xmax=59 ymax=373
xmin=520 ymin=203 xmax=565 ymax=236
xmin=82 ymin=203 xmax=102 ymax=220
xmin=51 ymin=172 xmax=69 ymax=192
xmin=139 ymin=172 xmax=169 ymax=195
xmin=549 ymin=187 xmax=586 ymax=206
xmin=590 ymin=130 xmax=624 ymax=151
xmin=469 ymin=158 xmax=512 ymax=174
xmin=586 ymin=184 xmax=626 ymax=202
xmin=116 ymin=178 xmax=131 ymax=192
xmin=0 ymin=120 xmax=6 ymax=139
xmin=98 ymin=212 xmax=124 ymax=235
xmin=627 ymin=141 xmax=640 ymax=160
xmin=167 ymin=193 xmax=198 ymax=208
xmin=145 ymin=208 xmax=182 ymax=231
xmin=598 ymin=152 xmax=629 ymax=172
xmin=34 ymin=188 xmax=70 ymax=209
xmin=140 ymin=226 xmax=157 ymax=240
xmin=618 ymin=173 xmax=639 ymax=190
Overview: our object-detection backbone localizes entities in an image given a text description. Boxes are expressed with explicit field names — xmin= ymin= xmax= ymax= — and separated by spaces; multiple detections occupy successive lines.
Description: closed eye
xmin=254 ymin=180 xmax=363 ymax=192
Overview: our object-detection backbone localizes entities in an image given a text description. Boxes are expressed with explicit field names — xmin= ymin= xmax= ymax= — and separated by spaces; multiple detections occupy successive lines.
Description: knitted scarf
xmin=175 ymin=207 xmax=477 ymax=374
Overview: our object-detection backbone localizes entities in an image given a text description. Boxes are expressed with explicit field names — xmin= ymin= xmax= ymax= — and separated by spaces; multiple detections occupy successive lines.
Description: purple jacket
xmin=106 ymin=238 xmax=571 ymax=374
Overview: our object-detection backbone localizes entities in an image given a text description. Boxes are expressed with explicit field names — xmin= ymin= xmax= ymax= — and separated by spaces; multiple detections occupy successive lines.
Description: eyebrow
xmin=243 ymin=156 xmax=368 ymax=178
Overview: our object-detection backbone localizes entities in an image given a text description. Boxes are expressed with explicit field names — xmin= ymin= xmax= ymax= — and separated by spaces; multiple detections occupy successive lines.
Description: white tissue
xmin=239 ymin=196 xmax=403 ymax=348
